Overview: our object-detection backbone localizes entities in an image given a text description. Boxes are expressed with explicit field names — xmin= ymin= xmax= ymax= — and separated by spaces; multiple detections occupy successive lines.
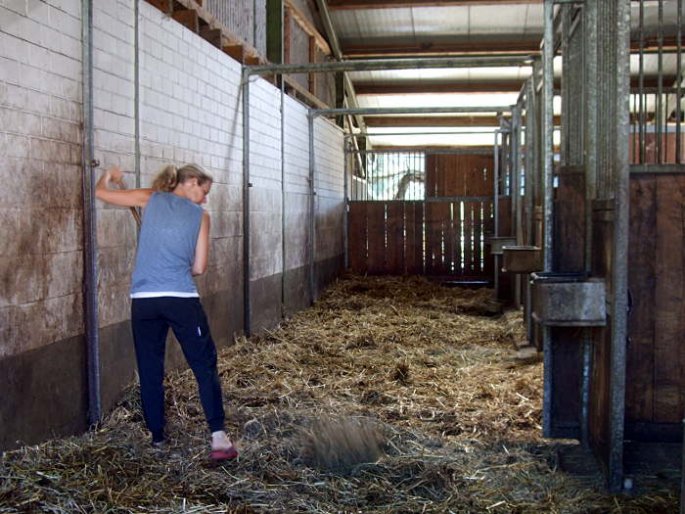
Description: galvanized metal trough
xmin=531 ymin=272 xmax=607 ymax=327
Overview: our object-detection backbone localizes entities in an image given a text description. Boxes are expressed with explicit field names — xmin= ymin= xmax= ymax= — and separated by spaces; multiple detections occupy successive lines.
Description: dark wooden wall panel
xmin=626 ymin=174 xmax=685 ymax=435
xmin=589 ymin=210 xmax=614 ymax=455
xmin=348 ymin=201 xmax=367 ymax=273
xmin=653 ymin=176 xmax=685 ymax=422
xmin=405 ymin=202 xmax=424 ymax=274
xmin=627 ymin=177 xmax=656 ymax=423
xmin=347 ymin=153 xmax=507 ymax=281
xmin=386 ymin=202 xmax=404 ymax=274
xmin=367 ymin=202 xmax=386 ymax=274
xmin=554 ymin=174 xmax=586 ymax=272
xmin=425 ymin=202 xmax=450 ymax=275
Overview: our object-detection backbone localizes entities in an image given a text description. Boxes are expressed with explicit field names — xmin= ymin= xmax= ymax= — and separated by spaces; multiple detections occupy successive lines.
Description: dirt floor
xmin=0 ymin=274 xmax=680 ymax=513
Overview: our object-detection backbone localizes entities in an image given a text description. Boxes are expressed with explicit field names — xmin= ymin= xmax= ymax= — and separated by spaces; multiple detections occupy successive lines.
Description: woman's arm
xmin=95 ymin=166 xmax=154 ymax=207
xmin=192 ymin=211 xmax=211 ymax=276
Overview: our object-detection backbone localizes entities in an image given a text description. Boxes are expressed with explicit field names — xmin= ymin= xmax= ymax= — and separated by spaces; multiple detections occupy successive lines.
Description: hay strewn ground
xmin=0 ymin=274 xmax=679 ymax=513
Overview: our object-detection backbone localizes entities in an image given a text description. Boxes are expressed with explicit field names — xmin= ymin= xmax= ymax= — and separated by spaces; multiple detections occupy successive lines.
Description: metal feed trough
xmin=502 ymin=245 xmax=543 ymax=273
xmin=489 ymin=236 xmax=517 ymax=256
xmin=531 ymin=272 xmax=607 ymax=327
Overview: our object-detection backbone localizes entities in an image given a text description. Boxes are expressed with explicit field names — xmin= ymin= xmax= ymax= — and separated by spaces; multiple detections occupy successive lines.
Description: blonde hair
xmin=152 ymin=164 xmax=213 ymax=192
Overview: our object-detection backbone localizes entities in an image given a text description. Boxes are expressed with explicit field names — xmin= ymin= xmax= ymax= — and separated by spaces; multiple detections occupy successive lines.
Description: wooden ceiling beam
xmin=354 ymin=76 xmax=676 ymax=95
xmin=342 ymin=42 xmax=540 ymax=58
xmin=327 ymin=0 xmax=540 ymax=9
xmin=341 ymin=36 xmax=682 ymax=59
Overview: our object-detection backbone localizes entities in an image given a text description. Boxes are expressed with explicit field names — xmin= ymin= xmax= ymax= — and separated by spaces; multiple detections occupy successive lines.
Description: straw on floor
xmin=0 ymin=274 xmax=679 ymax=513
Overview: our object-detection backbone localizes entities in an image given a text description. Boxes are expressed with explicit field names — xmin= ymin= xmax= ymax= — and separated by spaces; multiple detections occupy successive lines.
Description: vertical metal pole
xmin=512 ymin=105 xmax=523 ymax=308
xmin=656 ymin=0 xmax=664 ymax=163
xmin=493 ymin=129 xmax=500 ymax=296
xmin=280 ymin=72 xmax=286 ymax=318
xmin=343 ymin=139 xmax=349 ymax=270
xmin=242 ymin=69 xmax=252 ymax=336
xmin=681 ymin=418 xmax=685 ymax=514
xmin=308 ymin=113 xmax=316 ymax=304
xmin=511 ymin=107 xmax=520 ymax=244
xmin=134 ymin=0 xmax=141 ymax=188
xmin=81 ymin=0 xmax=101 ymax=426
xmin=607 ymin=0 xmax=631 ymax=493
xmin=677 ymin=0 xmax=683 ymax=164
xmin=525 ymin=79 xmax=536 ymax=247
xmin=542 ymin=0 xmax=555 ymax=438
xmin=543 ymin=0 xmax=555 ymax=273
xmin=638 ymin=0 xmax=645 ymax=164
xmin=581 ymin=0 xmax=598 ymax=451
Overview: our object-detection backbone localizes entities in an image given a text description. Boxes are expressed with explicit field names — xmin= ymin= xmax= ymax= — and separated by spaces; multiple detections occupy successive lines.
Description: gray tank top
xmin=130 ymin=192 xmax=203 ymax=297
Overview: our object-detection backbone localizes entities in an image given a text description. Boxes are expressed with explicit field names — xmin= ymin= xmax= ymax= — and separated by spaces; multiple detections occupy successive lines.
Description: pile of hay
xmin=0 ymin=274 xmax=679 ymax=513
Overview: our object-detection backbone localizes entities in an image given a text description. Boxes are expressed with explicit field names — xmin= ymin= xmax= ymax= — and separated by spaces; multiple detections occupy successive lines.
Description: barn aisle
xmin=0 ymin=275 xmax=678 ymax=513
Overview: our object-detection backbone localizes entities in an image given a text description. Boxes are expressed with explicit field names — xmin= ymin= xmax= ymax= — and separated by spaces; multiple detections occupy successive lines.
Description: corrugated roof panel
xmin=331 ymin=4 xmax=544 ymax=41
xmin=330 ymin=8 xmax=417 ymax=40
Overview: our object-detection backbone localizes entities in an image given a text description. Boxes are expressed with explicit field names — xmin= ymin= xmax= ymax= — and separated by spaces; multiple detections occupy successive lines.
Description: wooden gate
xmin=348 ymin=153 xmax=509 ymax=278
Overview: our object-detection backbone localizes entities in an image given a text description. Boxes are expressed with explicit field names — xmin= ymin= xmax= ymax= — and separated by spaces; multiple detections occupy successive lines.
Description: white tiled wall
xmin=0 ymin=0 xmax=84 ymax=357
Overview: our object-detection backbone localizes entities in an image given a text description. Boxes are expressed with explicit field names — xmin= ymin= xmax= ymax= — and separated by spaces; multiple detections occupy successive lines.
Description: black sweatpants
xmin=131 ymin=297 xmax=225 ymax=440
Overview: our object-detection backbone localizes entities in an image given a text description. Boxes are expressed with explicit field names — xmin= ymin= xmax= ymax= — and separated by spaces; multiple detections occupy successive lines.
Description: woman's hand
xmin=108 ymin=166 xmax=124 ymax=186
xmin=95 ymin=166 xmax=153 ymax=208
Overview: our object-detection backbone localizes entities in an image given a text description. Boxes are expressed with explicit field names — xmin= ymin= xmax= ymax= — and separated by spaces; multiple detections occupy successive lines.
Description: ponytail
xmin=152 ymin=165 xmax=179 ymax=192
xmin=151 ymin=163 xmax=212 ymax=192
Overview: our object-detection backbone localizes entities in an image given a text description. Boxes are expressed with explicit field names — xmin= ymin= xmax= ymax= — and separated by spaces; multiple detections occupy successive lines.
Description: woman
xmin=95 ymin=163 xmax=237 ymax=461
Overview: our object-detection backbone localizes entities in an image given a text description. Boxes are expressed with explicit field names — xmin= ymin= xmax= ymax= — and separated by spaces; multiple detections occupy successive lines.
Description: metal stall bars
xmin=537 ymin=0 xmax=631 ymax=493
xmin=242 ymin=56 xmax=532 ymax=334
xmin=632 ymin=0 xmax=684 ymax=169
xmin=627 ymin=0 xmax=685 ymax=498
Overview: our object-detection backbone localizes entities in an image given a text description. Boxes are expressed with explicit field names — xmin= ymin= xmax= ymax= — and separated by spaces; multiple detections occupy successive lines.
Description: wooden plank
xmin=223 ymin=43 xmax=245 ymax=62
xmin=483 ymin=199 xmax=495 ymax=276
xmin=200 ymin=26 xmax=222 ymax=47
xmin=626 ymin=177 xmax=656 ymax=423
xmin=284 ymin=0 xmax=331 ymax=55
xmin=386 ymin=202 xmax=404 ymax=274
xmin=653 ymin=175 xmax=685 ymax=422
xmin=473 ymin=200 xmax=483 ymax=274
xmin=347 ymin=202 xmax=368 ymax=273
xmin=444 ymin=155 xmax=460 ymax=196
xmin=405 ymin=202 xmax=424 ymax=274
xmin=308 ymin=36 xmax=317 ymax=96
xmin=426 ymin=202 xmax=450 ymax=275
xmin=498 ymin=196 xmax=512 ymax=236
xmin=172 ymin=0 xmax=264 ymax=63
xmin=425 ymin=154 xmax=436 ymax=198
xmin=283 ymin=6 xmax=291 ymax=64
xmin=146 ymin=0 xmax=172 ymax=14
xmin=172 ymin=9 xmax=200 ymax=33
xmin=463 ymin=201 xmax=474 ymax=274
xmin=266 ymin=0 xmax=283 ymax=63
xmin=367 ymin=202 xmax=387 ymax=274
xmin=554 ymin=174 xmax=585 ymax=272
xmin=442 ymin=202 xmax=456 ymax=274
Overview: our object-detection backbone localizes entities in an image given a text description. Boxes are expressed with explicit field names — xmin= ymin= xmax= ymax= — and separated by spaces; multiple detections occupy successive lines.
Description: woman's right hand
xmin=95 ymin=166 xmax=154 ymax=208
xmin=107 ymin=166 xmax=124 ymax=187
